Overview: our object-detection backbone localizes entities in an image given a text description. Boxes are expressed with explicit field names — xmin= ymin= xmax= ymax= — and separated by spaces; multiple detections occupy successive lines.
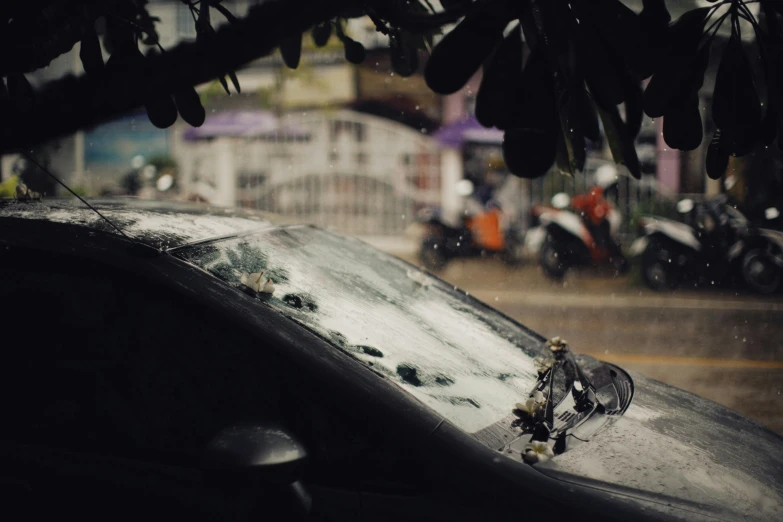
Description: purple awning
xmin=182 ymin=111 xmax=311 ymax=140
xmin=433 ymin=116 xmax=503 ymax=149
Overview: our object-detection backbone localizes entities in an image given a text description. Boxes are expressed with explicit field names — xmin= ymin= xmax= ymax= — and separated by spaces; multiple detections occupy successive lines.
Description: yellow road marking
xmin=583 ymin=352 xmax=783 ymax=369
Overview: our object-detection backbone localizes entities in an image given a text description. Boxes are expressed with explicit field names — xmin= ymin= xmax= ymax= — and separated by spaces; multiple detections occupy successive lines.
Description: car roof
xmin=0 ymin=198 xmax=290 ymax=250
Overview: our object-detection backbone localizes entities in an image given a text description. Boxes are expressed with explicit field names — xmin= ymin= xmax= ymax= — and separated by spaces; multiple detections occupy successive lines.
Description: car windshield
xmin=176 ymin=225 xmax=544 ymax=433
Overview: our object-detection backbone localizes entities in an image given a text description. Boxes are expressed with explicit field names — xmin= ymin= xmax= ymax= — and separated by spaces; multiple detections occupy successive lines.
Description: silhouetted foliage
xmin=1 ymin=0 xmax=781 ymax=187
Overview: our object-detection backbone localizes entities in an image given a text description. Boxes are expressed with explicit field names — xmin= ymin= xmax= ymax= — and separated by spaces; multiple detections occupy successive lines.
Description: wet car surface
xmin=1 ymin=199 xmax=781 ymax=521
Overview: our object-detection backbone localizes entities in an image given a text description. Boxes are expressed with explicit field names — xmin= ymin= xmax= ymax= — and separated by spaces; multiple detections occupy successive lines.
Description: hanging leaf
xmin=663 ymin=95 xmax=703 ymax=151
xmin=390 ymin=31 xmax=419 ymax=78
xmin=555 ymin=122 xmax=572 ymax=177
xmin=6 ymin=72 xmax=34 ymax=102
xmin=576 ymin=26 xmax=625 ymax=109
xmin=761 ymin=2 xmax=783 ymax=149
xmin=643 ymin=7 xmax=710 ymax=118
xmin=575 ymin=0 xmax=652 ymax=80
xmin=475 ymin=25 xmax=524 ymax=129
xmin=424 ymin=7 xmax=509 ymax=95
xmin=79 ymin=23 xmax=104 ymax=74
xmin=555 ymin=88 xmax=587 ymax=175
xmin=574 ymin=89 xmax=601 ymax=142
xmin=145 ymin=94 xmax=178 ymax=129
xmin=218 ymin=75 xmax=230 ymax=95
xmin=342 ymin=35 xmax=366 ymax=64
xmin=503 ymin=128 xmax=558 ymax=179
xmin=212 ymin=2 xmax=239 ymax=24
xmin=706 ymin=129 xmax=730 ymax=179
xmin=312 ymin=21 xmax=332 ymax=47
xmin=713 ymin=36 xmax=762 ymax=134
xmin=597 ymin=103 xmax=641 ymax=178
xmin=637 ymin=0 xmax=671 ymax=78
xmin=760 ymin=109 xmax=779 ymax=146
xmin=280 ymin=32 xmax=303 ymax=69
xmin=173 ymin=86 xmax=206 ymax=127
xmin=621 ymin=71 xmax=644 ymax=139
xmin=228 ymin=71 xmax=241 ymax=94
xmin=503 ymin=46 xmax=559 ymax=179
xmin=514 ymin=48 xmax=558 ymax=133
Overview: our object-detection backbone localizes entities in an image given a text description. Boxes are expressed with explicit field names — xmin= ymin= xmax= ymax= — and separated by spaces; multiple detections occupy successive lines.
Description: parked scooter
xmin=417 ymin=180 xmax=526 ymax=271
xmin=535 ymin=193 xmax=628 ymax=279
xmin=630 ymin=195 xmax=783 ymax=294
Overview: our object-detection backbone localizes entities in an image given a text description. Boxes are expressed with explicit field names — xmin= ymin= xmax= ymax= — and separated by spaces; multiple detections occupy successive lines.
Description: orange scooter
xmin=417 ymin=198 xmax=525 ymax=271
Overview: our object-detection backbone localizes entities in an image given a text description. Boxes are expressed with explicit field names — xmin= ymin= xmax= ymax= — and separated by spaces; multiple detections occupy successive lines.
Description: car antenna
xmin=19 ymin=151 xmax=161 ymax=257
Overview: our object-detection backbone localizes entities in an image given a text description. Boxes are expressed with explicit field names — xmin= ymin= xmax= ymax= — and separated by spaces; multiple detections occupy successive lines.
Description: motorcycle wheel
xmin=420 ymin=243 xmax=448 ymax=272
xmin=611 ymin=254 xmax=630 ymax=276
xmin=540 ymin=236 xmax=568 ymax=280
xmin=641 ymin=240 xmax=678 ymax=291
xmin=741 ymin=249 xmax=781 ymax=294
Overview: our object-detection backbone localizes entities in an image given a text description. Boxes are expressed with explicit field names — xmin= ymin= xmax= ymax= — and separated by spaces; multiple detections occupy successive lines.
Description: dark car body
xmin=0 ymin=199 xmax=781 ymax=521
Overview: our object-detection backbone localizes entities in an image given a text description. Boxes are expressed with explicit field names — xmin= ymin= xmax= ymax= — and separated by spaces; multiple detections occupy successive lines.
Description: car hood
xmin=536 ymin=371 xmax=783 ymax=521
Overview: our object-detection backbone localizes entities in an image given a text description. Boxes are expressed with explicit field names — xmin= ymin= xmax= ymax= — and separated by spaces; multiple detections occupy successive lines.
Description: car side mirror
xmin=204 ymin=423 xmax=308 ymax=483
xmin=203 ymin=423 xmax=311 ymax=519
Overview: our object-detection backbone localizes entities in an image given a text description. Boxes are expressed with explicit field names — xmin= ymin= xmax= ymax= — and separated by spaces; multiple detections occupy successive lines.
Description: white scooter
xmin=630 ymin=196 xmax=783 ymax=293
xmin=532 ymin=192 xmax=627 ymax=279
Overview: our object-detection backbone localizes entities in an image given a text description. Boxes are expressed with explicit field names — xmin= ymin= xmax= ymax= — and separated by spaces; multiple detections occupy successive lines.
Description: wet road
xmin=397 ymin=254 xmax=783 ymax=435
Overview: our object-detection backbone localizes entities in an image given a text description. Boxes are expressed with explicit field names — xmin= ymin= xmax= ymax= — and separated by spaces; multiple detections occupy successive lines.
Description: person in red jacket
xmin=571 ymin=168 xmax=620 ymax=256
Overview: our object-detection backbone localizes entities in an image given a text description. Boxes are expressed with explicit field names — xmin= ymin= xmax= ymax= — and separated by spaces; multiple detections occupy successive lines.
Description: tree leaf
xmin=663 ymin=95 xmax=703 ymax=151
xmin=574 ymin=88 xmax=601 ymax=142
xmin=79 ymin=24 xmax=104 ymax=75
xmin=280 ymin=32 xmax=302 ymax=69
xmin=218 ymin=75 xmax=230 ymax=95
xmin=212 ymin=2 xmax=239 ymax=24
xmin=6 ymin=72 xmax=34 ymax=102
xmin=597 ymin=103 xmax=641 ymax=178
xmin=342 ymin=36 xmax=365 ymax=64
xmin=575 ymin=0 xmax=652 ymax=80
xmin=557 ymin=89 xmax=587 ymax=175
xmin=577 ymin=26 xmax=625 ymax=108
xmin=712 ymin=36 xmax=762 ymax=132
xmin=390 ymin=30 xmax=419 ymax=78
xmin=643 ymin=7 xmax=710 ymax=117
xmin=424 ymin=6 xmax=509 ymax=95
xmin=228 ymin=71 xmax=241 ymax=94
xmin=173 ymin=86 xmax=206 ymax=127
xmin=706 ymin=129 xmax=729 ymax=179
xmin=621 ymin=71 xmax=644 ymax=139
xmin=312 ymin=21 xmax=332 ymax=47
xmin=145 ymin=93 xmax=178 ymax=129
xmin=503 ymin=127 xmax=558 ymax=179
xmin=636 ymin=0 xmax=672 ymax=78
xmin=515 ymin=47 xmax=557 ymax=133
xmin=475 ymin=25 xmax=524 ymax=129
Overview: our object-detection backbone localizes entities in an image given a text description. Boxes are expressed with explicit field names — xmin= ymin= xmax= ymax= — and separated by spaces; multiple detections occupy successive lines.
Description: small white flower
xmin=514 ymin=390 xmax=547 ymax=416
xmin=241 ymin=271 xmax=266 ymax=292
xmin=262 ymin=278 xmax=275 ymax=294
xmin=406 ymin=269 xmax=432 ymax=288
xmin=534 ymin=356 xmax=554 ymax=375
xmin=523 ymin=440 xmax=555 ymax=464
xmin=548 ymin=336 xmax=568 ymax=352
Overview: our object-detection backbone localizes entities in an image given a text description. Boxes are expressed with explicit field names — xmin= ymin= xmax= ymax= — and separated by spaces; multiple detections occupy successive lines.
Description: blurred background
xmin=1 ymin=0 xmax=781 ymax=433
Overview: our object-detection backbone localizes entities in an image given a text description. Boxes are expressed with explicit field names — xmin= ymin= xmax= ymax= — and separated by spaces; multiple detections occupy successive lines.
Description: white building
xmin=176 ymin=109 xmax=440 ymax=237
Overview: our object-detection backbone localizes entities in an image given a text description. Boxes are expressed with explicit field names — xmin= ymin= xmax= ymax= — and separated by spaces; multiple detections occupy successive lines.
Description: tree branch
xmin=0 ymin=0 xmax=360 ymax=154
